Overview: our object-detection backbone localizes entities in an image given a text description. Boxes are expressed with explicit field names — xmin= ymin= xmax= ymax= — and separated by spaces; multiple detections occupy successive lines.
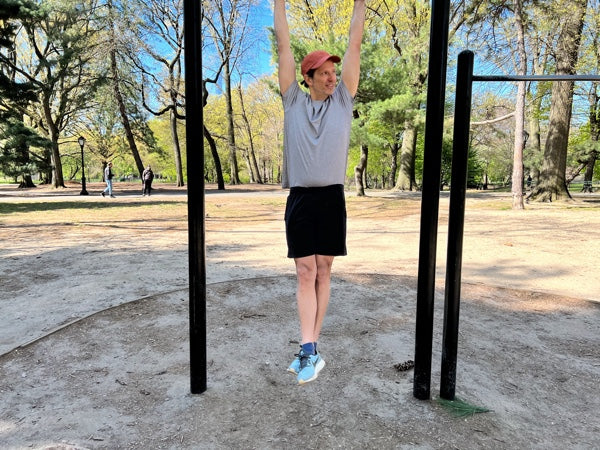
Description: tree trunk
xmin=108 ymin=2 xmax=144 ymax=179
xmin=354 ymin=145 xmax=368 ymax=196
xmin=583 ymin=84 xmax=599 ymax=191
xmin=169 ymin=109 xmax=185 ymax=186
xmin=394 ymin=125 xmax=417 ymax=191
xmin=241 ymin=148 xmax=255 ymax=182
xmin=224 ymin=62 xmax=240 ymax=185
xmin=249 ymin=148 xmax=261 ymax=183
xmin=41 ymin=147 xmax=52 ymax=184
xmin=527 ymin=35 xmax=548 ymax=185
xmin=43 ymin=102 xmax=65 ymax=188
xmin=582 ymin=157 xmax=596 ymax=192
xmin=17 ymin=142 xmax=36 ymax=188
xmin=19 ymin=175 xmax=35 ymax=188
xmin=202 ymin=81 xmax=224 ymax=189
xmin=529 ymin=0 xmax=587 ymax=202
xmin=203 ymin=124 xmax=225 ymax=190
xmin=18 ymin=141 xmax=36 ymax=188
xmin=512 ymin=83 xmax=526 ymax=209
xmin=528 ymin=115 xmax=542 ymax=183
xmin=534 ymin=82 xmax=574 ymax=201
xmin=237 ymin=86 xmax=262 ymax=183
xmin=511 ymin=0 xmax=527 ymax=210
xmin=388 ymin=141 xmax=399 ymax=188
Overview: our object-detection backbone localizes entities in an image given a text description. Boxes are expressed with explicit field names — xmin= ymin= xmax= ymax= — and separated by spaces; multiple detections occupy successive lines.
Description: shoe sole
xmin=298 ymin=358 xmax=325 ymax=385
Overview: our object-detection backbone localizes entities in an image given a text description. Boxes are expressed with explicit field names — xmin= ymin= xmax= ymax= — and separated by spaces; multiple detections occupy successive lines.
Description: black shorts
xmin=284 ymin=184 xmax=347 ymax=258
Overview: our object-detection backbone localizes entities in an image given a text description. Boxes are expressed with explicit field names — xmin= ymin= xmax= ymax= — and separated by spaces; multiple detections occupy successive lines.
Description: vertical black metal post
xmin=184 ymin=0 xmax=207 ymax=394
xmin=413 ymin=0 xmax=451 ymax=400
xmin=440 ymin=50 xmax=474 ymax=400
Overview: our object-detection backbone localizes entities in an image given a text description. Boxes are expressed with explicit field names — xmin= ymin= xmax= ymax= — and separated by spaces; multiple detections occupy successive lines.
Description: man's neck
xmin=309 ymin=91 xmax=329 ymax=101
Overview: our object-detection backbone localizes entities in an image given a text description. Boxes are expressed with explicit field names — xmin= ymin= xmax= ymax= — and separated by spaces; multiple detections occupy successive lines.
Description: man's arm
xmin=274 ymin=0 xmax=296 ymax=95
xmin=341 ymin=0 xmax=366 ymax=97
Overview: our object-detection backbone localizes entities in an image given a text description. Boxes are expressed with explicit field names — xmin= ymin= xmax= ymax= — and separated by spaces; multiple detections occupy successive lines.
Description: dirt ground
xmin=0 ymin=182 xmax=599 ymax=449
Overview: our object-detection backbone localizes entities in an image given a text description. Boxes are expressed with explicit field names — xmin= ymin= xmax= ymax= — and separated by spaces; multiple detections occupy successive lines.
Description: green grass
xmin=436 ymin=396 xmax=491 ymax=418
xmin=0 ymin=200 xmax=186 ymax=215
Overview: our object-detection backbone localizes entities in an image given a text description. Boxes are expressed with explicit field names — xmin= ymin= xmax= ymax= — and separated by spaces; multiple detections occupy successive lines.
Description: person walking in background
xmin=274 ymin=0 xmax=366 ymax=385
xmin=142 ymin=165 xmax=154 ymax=196
xmin=102 ymin=162 xmax=115 ymax=198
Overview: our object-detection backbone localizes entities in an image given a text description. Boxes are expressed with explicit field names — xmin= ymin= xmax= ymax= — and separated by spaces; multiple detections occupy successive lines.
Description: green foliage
xmin=0 ymin=117 xmax=52 ymax=180
xmin=567 ymin=124 xmax=599 ymax=180
xmin=440 ymin=136 xmax=454 ymax=189
xmin=0 ymin=0 xmax=50 ymax=184
xmin=2 ymin=0 xmax=598 ymax=191
xmin=467 ymin=146 xmax=484 ymax=188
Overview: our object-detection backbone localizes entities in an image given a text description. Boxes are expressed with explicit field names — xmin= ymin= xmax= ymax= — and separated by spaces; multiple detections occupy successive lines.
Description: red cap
xmin=301 ymin=50 xmax=341 ymax=76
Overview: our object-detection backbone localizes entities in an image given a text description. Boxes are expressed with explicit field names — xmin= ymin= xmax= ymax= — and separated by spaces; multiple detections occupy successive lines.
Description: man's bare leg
xmin=295 ymin=255 xmax=318 ymax=345
xmin=313 ymin=254 xmax=334 ymax=342
xmin=294 ymin=254 xmax=334 ymax=345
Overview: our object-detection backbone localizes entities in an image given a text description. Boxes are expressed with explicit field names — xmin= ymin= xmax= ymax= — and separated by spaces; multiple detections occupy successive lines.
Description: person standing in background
xmin=142 ymin=165 xmax=154 ymax=196
xmin=102 ymin=162 xmax=115 ymax=198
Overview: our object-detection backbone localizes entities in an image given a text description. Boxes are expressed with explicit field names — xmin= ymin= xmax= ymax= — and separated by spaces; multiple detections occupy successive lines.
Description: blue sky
xmin=201 ymin=0 xmax=275 ymax=91
xmin=251 ymin=0 xmax=275 ymax=77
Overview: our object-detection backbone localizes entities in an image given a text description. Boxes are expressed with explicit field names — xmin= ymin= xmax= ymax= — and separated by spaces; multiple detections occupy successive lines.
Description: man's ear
xmin=302 ymin=74 xmax=312 ymax=87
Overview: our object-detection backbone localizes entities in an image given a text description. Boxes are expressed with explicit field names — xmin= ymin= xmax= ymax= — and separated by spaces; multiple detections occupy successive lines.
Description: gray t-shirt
xmin=281 ymin=80 xmax=355 ymax=188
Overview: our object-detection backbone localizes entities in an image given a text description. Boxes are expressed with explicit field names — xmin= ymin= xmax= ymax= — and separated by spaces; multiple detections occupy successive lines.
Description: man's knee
xmin=295 ymin=258 xmax=317 ymax=284
xmin=315 ymin=256 xmax=334 ymax=280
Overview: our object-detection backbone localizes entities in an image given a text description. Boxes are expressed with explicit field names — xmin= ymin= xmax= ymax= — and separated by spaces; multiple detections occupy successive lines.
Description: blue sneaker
xmin=287 ymin=352 xmax=301 ymax=375
xmin=297 ymin=351 xmax=325 ymax=385
xmin=288 ymin=349 xmax=325 ymax=375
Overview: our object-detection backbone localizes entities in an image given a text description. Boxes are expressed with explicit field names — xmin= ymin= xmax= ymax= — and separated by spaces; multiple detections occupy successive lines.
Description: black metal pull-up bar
xmin=473 ymin=74 xmax=600 ymax=82
xmin=184 ymin=0 xmax=207 ymax=395
xmin=433 ymin=49 xmax=600 ymax=401
xmin=413 ymin=0 xmax=452 ymax=402
xmin=439 ymin=50 xmax=474 ymax=401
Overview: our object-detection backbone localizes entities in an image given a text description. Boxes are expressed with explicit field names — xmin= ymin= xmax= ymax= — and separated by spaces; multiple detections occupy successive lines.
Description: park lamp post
xmin=78 ymin=136 xmax=89 ymax=195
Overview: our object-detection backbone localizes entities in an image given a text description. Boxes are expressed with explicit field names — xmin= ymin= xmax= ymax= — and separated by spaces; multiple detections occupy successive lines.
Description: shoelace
xmin=299 ymin=353 xmax=314 ymax=370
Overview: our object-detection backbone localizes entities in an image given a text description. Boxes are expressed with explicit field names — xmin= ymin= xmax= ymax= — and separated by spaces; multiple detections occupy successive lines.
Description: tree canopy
xmin=0 ymin=0 xmax=597 ymax=202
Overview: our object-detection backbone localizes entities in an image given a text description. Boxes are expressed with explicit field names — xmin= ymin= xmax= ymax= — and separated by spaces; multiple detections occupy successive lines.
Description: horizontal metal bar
xmin=473 ymin=74 xmax=600 ymax=82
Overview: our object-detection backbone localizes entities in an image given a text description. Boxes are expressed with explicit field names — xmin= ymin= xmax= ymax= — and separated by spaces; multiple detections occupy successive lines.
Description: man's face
xmin=304 ymin=60 xmax=337 ymax=100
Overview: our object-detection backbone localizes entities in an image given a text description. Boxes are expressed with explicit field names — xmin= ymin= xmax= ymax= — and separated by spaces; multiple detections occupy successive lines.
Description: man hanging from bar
xmin=274 ymin=0 xmax=366 ymax=385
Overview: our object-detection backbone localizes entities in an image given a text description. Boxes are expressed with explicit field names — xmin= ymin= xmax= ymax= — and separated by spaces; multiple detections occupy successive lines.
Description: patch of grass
xmin=0 ymin=201 xmax=188 ymax=226
xmin=436 ymin=396 xmax=491 ymax=418
xmin=0 ymin=200 xmax=187 ymax=215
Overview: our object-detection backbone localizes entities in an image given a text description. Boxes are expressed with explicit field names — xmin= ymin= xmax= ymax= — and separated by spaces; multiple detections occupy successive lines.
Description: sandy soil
xmin=0 ymin=182 xmax=599 ymax=449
